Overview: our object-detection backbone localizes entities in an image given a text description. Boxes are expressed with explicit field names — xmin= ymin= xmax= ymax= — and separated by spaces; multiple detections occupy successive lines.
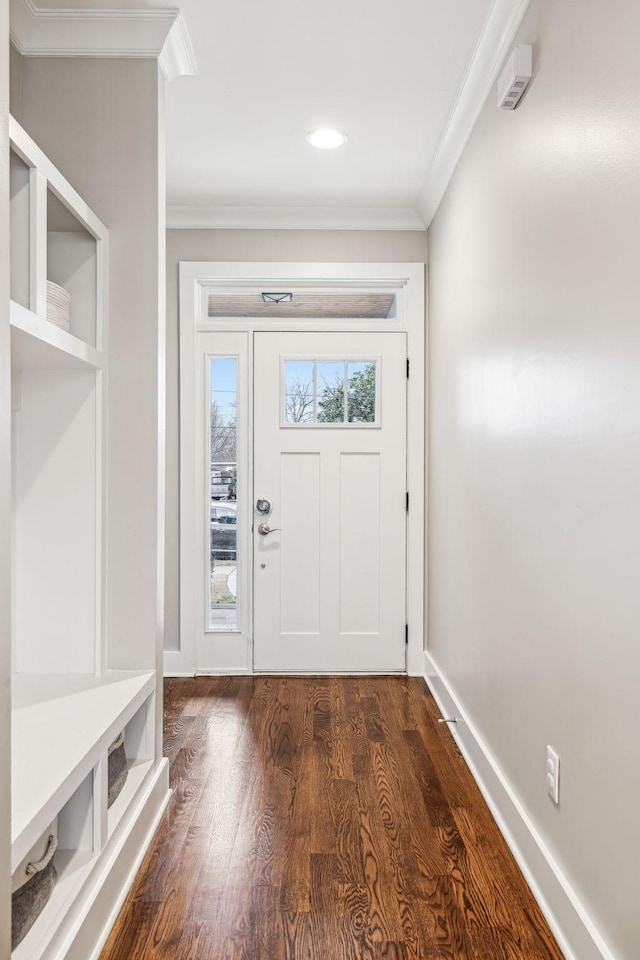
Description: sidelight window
xmin=209 ymin=357 xmax=238 ymax=630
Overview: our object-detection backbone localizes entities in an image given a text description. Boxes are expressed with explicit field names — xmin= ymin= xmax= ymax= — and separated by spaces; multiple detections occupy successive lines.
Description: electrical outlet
xmin=546 ymin=746 xmax=560 ymax=805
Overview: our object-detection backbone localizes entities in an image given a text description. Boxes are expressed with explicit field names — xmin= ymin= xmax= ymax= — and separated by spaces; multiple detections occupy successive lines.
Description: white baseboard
xmin=423 ymin=652 xmax=615 ymax=960
xmin=192 ymin=668 xmax=253 ymax=676
xmin=166 ymin=670 xmax=412 ymax=678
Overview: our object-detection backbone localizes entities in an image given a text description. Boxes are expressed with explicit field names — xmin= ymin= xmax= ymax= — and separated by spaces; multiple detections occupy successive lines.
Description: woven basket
xmin=12 ymin=822 xmax=58 ymax=948
xmin=108 ymin=731 xmax=128 ymax=808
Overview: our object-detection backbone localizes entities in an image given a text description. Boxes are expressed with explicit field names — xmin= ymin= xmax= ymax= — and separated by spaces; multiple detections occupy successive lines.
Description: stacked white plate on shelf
xmin=46 ymin=281 xmax=71 ymax=332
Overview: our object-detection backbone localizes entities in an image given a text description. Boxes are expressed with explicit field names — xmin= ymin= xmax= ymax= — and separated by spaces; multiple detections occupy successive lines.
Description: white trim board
xmin=423 ymin=651 xmax=617 ymax=960
xmin=10 ymin=1 xmax=197 ymax=81
xmin=166 ymin=205 xmax=427 ymax=232
xmin=166 ymin=261 xmax=426 ymax=678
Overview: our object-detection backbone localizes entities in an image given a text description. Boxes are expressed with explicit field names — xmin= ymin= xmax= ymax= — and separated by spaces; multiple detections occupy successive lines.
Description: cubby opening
xmin=107 ymin=695 xmax=155 ymax=837
xmin=12 ymin=770 xmax=97 ymax=960
xmin=47 ymin=189 xmax=98 ymax=348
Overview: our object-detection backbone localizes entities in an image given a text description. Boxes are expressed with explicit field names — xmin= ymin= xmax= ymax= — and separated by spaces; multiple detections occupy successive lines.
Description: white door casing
xmin=165 ymin=261 xmax=425 ymax=677
xmin=253 ymin=332 xmax=407 ymax=673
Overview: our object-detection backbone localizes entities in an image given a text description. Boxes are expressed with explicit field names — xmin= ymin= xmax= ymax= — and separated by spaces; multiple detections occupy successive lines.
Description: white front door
xmin=253 ymin=331 xmax=407 ymax=672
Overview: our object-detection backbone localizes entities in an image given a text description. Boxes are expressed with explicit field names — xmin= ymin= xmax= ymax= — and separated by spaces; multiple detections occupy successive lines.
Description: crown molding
xmin=10 ymin=0 xmax=197 ymax=80
xmin=159 ymin=13 xmax=196 ymax=81
xmin=166 ymin=205 xmax=427 ymax=232
xmin=417 ymin=0 xmax=531 ymax=228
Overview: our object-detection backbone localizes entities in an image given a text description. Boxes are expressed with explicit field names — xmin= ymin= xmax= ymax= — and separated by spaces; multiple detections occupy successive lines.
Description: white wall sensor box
xmin=498 ymin=44 xmax=533 ymax=110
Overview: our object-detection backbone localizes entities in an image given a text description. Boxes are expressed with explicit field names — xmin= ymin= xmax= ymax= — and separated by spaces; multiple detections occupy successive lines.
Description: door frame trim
xmin=164 ymin=261 xmax=426 ymax=677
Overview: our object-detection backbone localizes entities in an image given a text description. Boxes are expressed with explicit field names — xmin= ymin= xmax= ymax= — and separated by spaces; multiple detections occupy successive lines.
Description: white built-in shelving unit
xmin=9 ymin=116 xmax=164 ymax=960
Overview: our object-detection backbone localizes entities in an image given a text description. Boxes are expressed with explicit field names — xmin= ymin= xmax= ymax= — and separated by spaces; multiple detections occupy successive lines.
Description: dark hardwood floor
xmin=100 ymin=677 xmax=564 ymax=959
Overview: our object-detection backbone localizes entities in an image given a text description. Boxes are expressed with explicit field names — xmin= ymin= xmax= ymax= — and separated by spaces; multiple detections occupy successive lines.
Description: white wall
xmin=0 ymin=7 xmax=12 ymax=955
xmin=164 ymin=229 xmax=428 ymax=651
xmin=17 ymin=57 xmax=165 ymax=673
xmin=427 ymin=1 xmax=640 ymax=958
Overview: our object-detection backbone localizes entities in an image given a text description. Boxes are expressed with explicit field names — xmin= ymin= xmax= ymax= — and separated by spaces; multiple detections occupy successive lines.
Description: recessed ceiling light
xmin=306 ymin=128 xmax=348 ymax=150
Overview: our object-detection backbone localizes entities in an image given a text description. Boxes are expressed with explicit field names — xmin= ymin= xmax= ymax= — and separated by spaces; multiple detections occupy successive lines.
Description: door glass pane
xmin=317 ymin=361 xmax=346 ymax=423
xmin=284 ymin=359 xmax=314 ymax=423
xmin=347 ymin=361 xmax=376 ymax=423
xmin=283 ymin=359 xmax=378 ymax=426
xmin=210 ymin=357 xmax=238 ymax=630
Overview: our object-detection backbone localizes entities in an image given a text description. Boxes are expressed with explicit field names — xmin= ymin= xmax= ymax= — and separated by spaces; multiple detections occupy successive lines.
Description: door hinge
xmin=406 ymin=491 xmax=409 ymax=512
xmin=406 ymin=357 xmax=410 ymax=379
xmin=405 ymin=624 xmax=409 ymax=645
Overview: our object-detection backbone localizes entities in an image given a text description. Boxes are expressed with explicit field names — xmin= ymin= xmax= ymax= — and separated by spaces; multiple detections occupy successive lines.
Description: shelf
xmin=107 ymin=759 xmax=154 ymax=838
xmin=10 ymin=301 xmax=102 ymax=371
xmin=12 ymin=671 xmax=155 ymax=871
xmin=9 ymin=117 xmax=107 ymax=242
xmin=10 ymin=116 xmax=108 ymax=354
xmin=11 ymin=848 xmax=97 ymax=960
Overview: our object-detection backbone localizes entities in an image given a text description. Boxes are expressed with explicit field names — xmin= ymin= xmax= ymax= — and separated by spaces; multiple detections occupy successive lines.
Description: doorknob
xmin=257 ymin=523 xmax=281 ymax=536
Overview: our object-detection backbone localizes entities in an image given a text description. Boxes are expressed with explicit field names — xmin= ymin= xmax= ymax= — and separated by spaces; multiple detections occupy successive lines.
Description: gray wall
xmin=18 ymin=57 xmax=164 ymax=674
xmin=427 ymin=1 xmax=640 ymax=957
xmin=164 ymin=229 xmax=428 ymax=650
xmin=0 ymin=10 xmax=12 ymax=956
xmin=9 ymin=44 xmax=21 ymax=121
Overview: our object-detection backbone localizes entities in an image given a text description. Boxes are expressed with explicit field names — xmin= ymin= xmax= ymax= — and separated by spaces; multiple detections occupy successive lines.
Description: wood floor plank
xmin=172 ymin=918 xmax=218 ymax=960
xmin=311 ymin=740 xmax=337 ymax=854
xmin=100 ymin=677 xmax=565 ymax=960
xmin=376 ymin=943 xmax=409 ymax=960
xmin=279 ymin=739 xmax=314 ymax=912
xmin=99 ymin=901 xmax=159 ymax=960
xmin=138 ymin=826 xmax=214 ymax=959
xmin=354 ymin=739 xmax=440 ymax=959
xmin=308 ymin=853 xmax=358 ymax=960
xmin=196 ymin=680 xmax=280 ymax=936
xmin=452 ymin=803 xmax=561 ymax=956
xmin=328 ymin=676 xmax=356 ymax=781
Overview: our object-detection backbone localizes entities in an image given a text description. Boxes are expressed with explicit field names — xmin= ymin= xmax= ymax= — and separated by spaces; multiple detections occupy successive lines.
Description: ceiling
xmin=11 ymin=0 xmax=531 ymax=229
xmin=166 ymin=0 xmax=493 ymax=226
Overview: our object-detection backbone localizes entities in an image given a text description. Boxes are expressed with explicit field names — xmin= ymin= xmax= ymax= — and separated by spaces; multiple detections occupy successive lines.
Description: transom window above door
xmin=283 ymin=359 xmax=378 ymax=426
xmin=208 ymin=291 xmax=397 ymax=320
